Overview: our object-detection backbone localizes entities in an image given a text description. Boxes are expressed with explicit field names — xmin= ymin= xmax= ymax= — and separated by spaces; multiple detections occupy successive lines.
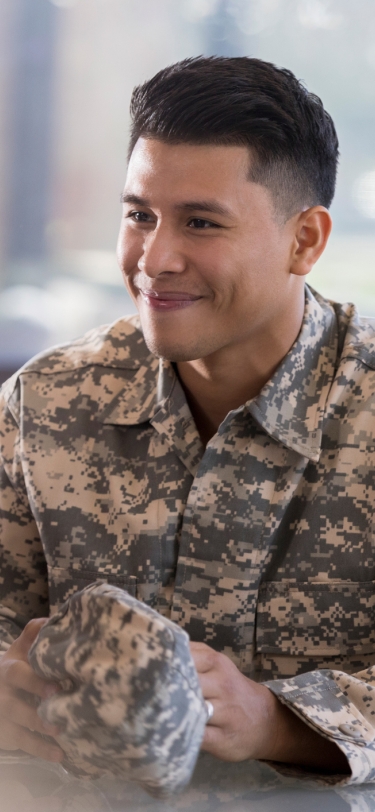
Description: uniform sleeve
xmin=0 ymin=379 xmax=48 ymax=652
xmin=265 ymin=667 xmax=375 ymax=785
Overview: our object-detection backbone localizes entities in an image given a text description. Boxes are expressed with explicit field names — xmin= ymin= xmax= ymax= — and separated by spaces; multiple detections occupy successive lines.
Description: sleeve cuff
xmin=263 ymin=669 xmax=375 ymax=785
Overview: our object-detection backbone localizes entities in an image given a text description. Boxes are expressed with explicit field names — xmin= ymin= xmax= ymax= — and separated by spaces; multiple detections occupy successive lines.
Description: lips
xmin=139 ymin=289 xmax=203 ymax=311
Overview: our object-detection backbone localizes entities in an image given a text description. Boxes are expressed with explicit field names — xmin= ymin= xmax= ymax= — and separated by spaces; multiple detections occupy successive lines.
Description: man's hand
xmin=191 ymin=641 xmax=279 ymax=762
xmin=0 ymin=619 xmax=64 ymax=763
xmin=191 ymin=642 xmax=350 ymax=773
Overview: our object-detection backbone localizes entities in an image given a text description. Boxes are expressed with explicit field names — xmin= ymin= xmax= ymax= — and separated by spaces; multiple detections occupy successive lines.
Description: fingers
xmin=0 ymin=622 xmax=64 ymax=765
xmin=201 ymin=727 xmax=236 ymax=761
xmin=201 ymin=714 xmax=245 ymax=762
xmin=198 ymin=670 xmax=221 ymax=699
xmin=190 ymin=644 xmax=228 ymax=700
xmin=200 ymin=721 xmax=227 ymax=755
xmin=0 ymin=717 xmax=63 ymax=762
xmin=0 ymin=683 xmax=59 ymax=737
xmin=190 ymin=641 xmax=218 ymax=673
xmin=1 ymin=658 xmax=60 ymax=700
xmin=11 ymin=618 xmax=49 ymax=659
xmin=16 ymin=727 xmax=64 ymax=763
xmin=2 ymin=618 xmax=60 ymax=700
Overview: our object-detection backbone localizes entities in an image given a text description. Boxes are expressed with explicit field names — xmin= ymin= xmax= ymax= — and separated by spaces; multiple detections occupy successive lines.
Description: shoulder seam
xmin=341 ymin=344 xmax=375 ymax=371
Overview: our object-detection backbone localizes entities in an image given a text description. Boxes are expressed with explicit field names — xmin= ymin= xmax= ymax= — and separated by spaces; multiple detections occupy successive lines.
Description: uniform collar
xmin=100 ymin=286 xmax=338 ymax=463
xmin=99 ymin=356 xmax=203 ymax=476
xmin=98 ymin=354 xmax=160 ymax=426
xmin=247 ymin=286 xmax=338 ymax=462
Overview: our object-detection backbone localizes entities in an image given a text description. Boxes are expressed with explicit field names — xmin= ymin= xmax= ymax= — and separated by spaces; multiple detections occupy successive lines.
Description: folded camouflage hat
xmin=28 ymin=582 xmax=207 ymax=798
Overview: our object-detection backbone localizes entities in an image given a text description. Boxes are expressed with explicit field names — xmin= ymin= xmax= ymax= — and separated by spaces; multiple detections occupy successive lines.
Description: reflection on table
xmin=1 ymin=751 xmax=375 ymax=812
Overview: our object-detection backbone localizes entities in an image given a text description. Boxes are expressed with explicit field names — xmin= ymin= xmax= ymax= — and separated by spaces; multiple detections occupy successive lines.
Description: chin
xmin=142 ymin=331 xmax=204 ymax=362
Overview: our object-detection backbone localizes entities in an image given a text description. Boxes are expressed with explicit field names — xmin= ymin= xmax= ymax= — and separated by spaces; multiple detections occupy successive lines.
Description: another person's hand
xmin=0 ymin=619 xmax=63 ymax=762
xmin=190 ymin=641 xmax=349 ymax=773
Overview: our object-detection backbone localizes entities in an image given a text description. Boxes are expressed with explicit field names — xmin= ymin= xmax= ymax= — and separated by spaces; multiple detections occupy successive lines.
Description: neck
xmin=176 ymin=290 xmax=306 ymax=446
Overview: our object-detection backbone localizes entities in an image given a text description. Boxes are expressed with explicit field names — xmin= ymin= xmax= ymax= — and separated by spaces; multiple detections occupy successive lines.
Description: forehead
xmin=125 ymin=138 xmax=252 ymax=200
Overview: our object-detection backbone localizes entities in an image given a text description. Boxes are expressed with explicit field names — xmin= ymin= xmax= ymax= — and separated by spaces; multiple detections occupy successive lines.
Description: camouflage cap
xmin=28 ymin=582 xmax=207 ymax=798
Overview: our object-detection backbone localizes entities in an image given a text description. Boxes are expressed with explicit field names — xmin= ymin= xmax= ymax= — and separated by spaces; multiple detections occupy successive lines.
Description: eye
xmin=188 ymin=218 xmax=220 ymax=229
xmin=127 ymin=210 xmax=153 ymax=223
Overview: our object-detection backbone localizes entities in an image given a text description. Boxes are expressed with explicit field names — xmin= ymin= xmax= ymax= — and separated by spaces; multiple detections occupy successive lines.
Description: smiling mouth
xmin=139 ymin=289 xmax=203 ymax=311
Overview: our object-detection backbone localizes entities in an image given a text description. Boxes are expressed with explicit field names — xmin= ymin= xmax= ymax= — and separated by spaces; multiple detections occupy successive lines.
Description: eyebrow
xmin=121 ymin=193 xmax=149 ymax=206
xmin=120 ymin=193 xmax=232 ymax=218
xmin=175 ymin=200 xmax=232 ymax=218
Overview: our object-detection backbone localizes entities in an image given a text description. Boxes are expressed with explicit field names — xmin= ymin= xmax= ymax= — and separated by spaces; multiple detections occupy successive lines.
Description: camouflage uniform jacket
xmin=2 ymin=284 xmax=375 ymax=783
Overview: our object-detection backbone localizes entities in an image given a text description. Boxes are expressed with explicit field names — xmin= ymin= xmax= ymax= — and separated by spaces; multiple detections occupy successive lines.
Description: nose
xmin=137 ymin=224 xmax=186 ymax=278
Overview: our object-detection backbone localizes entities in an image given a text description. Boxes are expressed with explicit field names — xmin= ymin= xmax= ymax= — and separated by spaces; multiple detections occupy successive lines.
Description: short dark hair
xmin=128 ymin=56 xmax=339 ymax=220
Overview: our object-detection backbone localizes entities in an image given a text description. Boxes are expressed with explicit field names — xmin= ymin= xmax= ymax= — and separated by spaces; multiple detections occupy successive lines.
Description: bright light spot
xmin=354 ymin=171 xmax=375 ymax=219
xmin=228 ymin=0 xmax=282 ymax=35
xmin=48 ymin=0 xmax=76 ymax=8
xmin=0 ymin=280 xmax=103 ymax=337
xmin=65 ymin=250 xmax=122 ymax=286
xmin=181 ymin=0 xmax=219 ymax=22
xmin=0 ymin=286 xmax=61 ymax=331
xmin=298 ymin=0 xmax=343 ymax=29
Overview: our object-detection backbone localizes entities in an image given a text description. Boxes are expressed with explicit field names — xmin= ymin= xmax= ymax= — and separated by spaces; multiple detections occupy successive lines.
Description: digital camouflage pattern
xmin=2 ymin=285 xmax=375 ymax=783
xmin=28 ymin=581 xmax=207 ymax=797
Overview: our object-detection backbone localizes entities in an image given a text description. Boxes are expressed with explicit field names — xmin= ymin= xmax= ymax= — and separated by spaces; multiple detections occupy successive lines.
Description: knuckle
xmin=205 ymin=646 xmax=220 ymax=666
xmin=22 ymin=618 xmax=45 ymax=643
xmin=2 ymin=658 xmax=21 ymax=682
xmin=193 ymin=642 xmax=217 ymax=661
xmin=201 ymin=642 xmax=214 ymax=653
xmin=221 ymin=674 xmax=238 ymax=697
xmin=208 ymin=650 xmax=220 ymax=669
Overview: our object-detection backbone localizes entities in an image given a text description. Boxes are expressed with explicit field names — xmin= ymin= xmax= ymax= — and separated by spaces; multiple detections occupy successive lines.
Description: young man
xmin=0 ymin=57 xmax=374 ymax=782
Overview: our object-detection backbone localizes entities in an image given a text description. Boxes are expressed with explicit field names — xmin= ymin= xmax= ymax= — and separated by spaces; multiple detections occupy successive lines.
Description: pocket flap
xmin=256 ymin=581 xmax=375 ymax=657
xmin=48 ymin=566 xmax=138 ymax=611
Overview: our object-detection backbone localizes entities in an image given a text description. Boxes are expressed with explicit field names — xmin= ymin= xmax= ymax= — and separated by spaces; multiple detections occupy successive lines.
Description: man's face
xmin=117 ymin=138 xmax=299 ymax=362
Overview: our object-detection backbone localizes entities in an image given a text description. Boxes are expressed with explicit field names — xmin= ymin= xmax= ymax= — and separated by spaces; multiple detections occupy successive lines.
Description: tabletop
xmin=1 ymin=752 xmax=375 ymax=812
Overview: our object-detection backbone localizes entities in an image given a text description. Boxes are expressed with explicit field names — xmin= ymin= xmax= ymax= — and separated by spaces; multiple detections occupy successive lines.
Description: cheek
xmin=116 ymin=226 xmax=142 ymax=277
xmin=193 ymin=244 xmax=237 ymax=297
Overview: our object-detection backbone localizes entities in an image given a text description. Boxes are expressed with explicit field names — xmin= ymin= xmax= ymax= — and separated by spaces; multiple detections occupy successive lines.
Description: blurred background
xmin=0 ymin=0 xmax=374 ymax=383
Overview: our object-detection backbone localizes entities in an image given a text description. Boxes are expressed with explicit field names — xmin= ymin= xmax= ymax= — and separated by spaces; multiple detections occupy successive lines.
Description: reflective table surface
xmin=1 ymin=752 xmax=375 ymax=812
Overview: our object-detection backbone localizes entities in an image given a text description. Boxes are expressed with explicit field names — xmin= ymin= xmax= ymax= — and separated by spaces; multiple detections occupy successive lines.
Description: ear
xmin=290 ymin=207 xmax=332 ymax=278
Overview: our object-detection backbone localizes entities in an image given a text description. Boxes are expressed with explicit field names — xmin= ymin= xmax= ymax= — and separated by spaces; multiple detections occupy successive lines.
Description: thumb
xmin=14 ymin=618 xmax=49 ymax=659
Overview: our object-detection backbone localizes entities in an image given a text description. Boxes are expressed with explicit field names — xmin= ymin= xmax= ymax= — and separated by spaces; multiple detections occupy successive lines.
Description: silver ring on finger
xmin=205 ymin=700 xmax=214 ymax=724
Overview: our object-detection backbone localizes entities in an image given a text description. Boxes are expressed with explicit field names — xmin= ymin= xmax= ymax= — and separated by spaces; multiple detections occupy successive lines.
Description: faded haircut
xmin=128 ymin=56 xmax=339 ymax=221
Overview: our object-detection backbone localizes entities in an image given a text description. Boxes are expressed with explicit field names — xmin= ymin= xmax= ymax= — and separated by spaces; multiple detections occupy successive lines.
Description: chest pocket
xmin=255 ymin=581 xmax=375 ymax=680
xmin=47 ymin=566 xmax=158 ymax=614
